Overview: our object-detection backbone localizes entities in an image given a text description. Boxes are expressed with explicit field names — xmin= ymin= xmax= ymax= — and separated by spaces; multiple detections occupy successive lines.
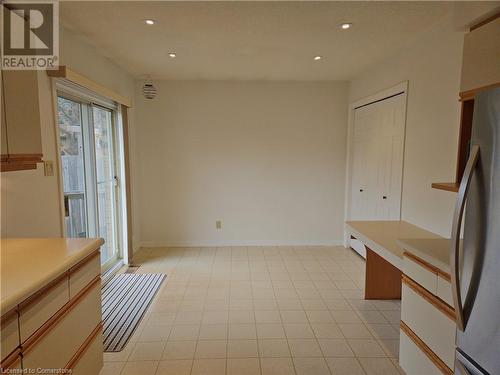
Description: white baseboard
xmin=139 ymin=239 xmax=344 ymax=248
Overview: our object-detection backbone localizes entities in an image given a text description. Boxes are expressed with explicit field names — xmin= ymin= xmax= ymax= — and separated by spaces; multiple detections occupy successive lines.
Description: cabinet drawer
xmin=437 ymin=276 xmax=453 ymax=307
xmin=69 ymin=252 xmax=100 ymax=299
xmin=70 ymin=327 xmax=103 ymax=375
xmin=403 ymin=253 xmax=438 ymax=294
xmin=1 ymin=310 xmax=19 ymax=361
xmin=399 ymin=328 xmax=442 ymax=375
xmin=22 ymin=279 xmax=101 ymax=371
xmin=19 ymin=275 xmax=69 ymax=343
xmin=401 ymin=279 xmax=456 ymax=369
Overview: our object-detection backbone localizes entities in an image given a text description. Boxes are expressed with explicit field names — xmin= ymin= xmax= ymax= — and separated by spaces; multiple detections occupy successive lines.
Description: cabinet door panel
xmin=22 ymin=282 xmax=101 ymax=371
xmin=69 ymin=254 xmax=100 ymax=299
xmin=403 ymin=255 xmax=438 ymax=295
xmin=461 ymin=18 xmax=500 ymax=93
xmin=70 ymin=330 xmax=103 ymax=375
xmin=19 ymin=276 xmax=69 ymax=343
xmin=3 ymin=70 xmax=42 ymax=156
xmin=399 ymin=329 xmax=442 ymax=375
xmin=1 ymin=71 xmax=8 ymax=157
xmin=401 ymin=283 xmax=456 ymax=369
xmin=0 ymin=310 xmax=20 ymax=361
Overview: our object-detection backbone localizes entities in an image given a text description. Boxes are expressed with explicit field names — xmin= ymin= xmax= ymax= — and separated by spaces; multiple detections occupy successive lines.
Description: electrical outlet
xmin=44 ymin=161 xmax=54 ymax=176
xmin=216 ymin=220 xmax=222 ymax=229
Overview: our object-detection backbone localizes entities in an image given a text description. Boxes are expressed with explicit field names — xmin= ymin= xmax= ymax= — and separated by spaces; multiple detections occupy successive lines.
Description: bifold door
xmin=349 ymin=93 xmax=406 ymax=257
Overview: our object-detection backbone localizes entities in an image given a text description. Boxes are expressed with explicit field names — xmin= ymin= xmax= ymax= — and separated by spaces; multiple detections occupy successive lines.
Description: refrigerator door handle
xmin=451 ymin=144 xmax=480 ymax=331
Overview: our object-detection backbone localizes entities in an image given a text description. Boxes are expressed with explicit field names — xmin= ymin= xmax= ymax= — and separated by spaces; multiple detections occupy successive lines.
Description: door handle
xmin=64 ymin=195 xmax=70 ymax=217
xmin=451 ymin=145 xmax=479 ymax=331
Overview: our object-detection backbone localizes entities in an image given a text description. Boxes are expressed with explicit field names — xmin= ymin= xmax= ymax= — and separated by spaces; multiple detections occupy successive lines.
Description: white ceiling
xmin=60 ymin=1 xmax=455 ymax=81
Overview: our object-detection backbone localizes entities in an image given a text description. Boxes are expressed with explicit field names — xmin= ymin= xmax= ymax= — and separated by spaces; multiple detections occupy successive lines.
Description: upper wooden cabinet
xmin=1 ymin=70 xmax=44 ymax=172
xmin=460 ymin=17 xmax=500 ymax=95
xmin=432 ymin=15 xmax=500 ymax=192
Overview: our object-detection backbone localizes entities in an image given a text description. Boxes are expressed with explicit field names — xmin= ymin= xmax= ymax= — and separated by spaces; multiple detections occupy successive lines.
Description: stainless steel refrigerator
xmin=451 ymin=87 xmax=500 ymax=375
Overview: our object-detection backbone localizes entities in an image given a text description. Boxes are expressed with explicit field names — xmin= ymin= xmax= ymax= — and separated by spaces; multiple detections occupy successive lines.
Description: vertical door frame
xmin=120 ymin=105 xmax=134 ymax=264
xmin=93 ymin=103 xmax=121 ymax=271
xmin=49 ymin=80 xmax=66 ymax=237
xmin=343 ymin=81 xmax=409 ymax=247
xmin=83 ymin=102 xmax=99 ymax=239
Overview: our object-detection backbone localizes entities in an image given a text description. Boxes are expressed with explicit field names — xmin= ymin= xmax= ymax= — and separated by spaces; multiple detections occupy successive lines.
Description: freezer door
xmin=456 ymin=87 xmax=500 ymax=374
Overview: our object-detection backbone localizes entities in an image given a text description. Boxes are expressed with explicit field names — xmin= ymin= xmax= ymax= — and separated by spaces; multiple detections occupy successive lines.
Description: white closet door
xmin=375 ymin=94 xmax=405 ymax=220
xmin=350 ymin=94 xmax=406 ymax=222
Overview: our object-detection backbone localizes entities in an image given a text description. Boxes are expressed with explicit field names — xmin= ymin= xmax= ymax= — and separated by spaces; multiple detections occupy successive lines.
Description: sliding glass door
xmin=58 ymin=97 xmax=88 ymax=238
xmin=57 ymin=95 xmax=121 ymax=270
xmin=93 ymin=106 xmax=119 ymax=266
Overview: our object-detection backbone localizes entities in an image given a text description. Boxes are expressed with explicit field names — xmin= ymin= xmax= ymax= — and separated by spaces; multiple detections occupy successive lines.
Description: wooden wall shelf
xmin=1 ymin=154 xmax=43 ymax=172
xmin=431 ymin=182 xmax=459 ymax=193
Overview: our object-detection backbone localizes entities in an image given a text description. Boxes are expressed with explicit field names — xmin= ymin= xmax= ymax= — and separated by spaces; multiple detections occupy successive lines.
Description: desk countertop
xmin=345 ymin=220 xmax=448 ymax=273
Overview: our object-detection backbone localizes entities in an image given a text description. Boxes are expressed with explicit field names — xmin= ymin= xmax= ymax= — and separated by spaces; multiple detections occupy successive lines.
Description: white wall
xmin=1 ymin=27 xmax=136 ymax=242
xmin=135 ymin=81 xmax=348 ymax=246
xmin=349 ymin=14 xmax=464 ymax=237
xmin=59 ymin=27 xmax=135 ymax=102
xmin=1 ymin=72 xmax=62 ymax=237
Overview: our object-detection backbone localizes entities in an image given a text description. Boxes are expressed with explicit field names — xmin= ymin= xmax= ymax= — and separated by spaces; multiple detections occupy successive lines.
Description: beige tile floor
xmin=100 ymin=246 xmax=404 ymax=375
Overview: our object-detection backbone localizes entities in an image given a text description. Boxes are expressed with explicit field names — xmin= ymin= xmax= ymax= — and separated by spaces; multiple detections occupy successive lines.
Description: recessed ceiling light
xmin=340 ymin=23 xmax=352 ymax=30
xmin=314 ymin=56 xmax=322 ymax=61
xmin=144 ymin=19 xmax=155 ymax=25
xmin=169 ymin=52 xmax=177 ymax=58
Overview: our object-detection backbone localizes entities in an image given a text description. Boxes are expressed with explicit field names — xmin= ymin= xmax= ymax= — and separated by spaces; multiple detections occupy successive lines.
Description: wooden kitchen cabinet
xmin=399 ymin=252 xmax=456 ymax=375
xmin=1 ymin=76 xmax=8 ymax=160
xmin=0 ymin=240 xmax=104 ymax=374
xmin=460 ymin=16 xmax=500 ymax=94
xmin=0 ymin=70 xmax=43 ymax=172
xmin=432 ymin=14 xmax=499 ymax=192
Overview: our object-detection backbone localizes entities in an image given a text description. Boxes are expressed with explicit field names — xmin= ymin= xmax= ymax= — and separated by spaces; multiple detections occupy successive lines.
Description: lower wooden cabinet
xmin=69 ymin=253 xmax=101 ymax=298
xmin=0 ymin=310 xmax=19 ymax=361
xmin=401 ymin=280 xmax=456 ymax=369
xmin=19 ymin=274 xmax=69 ymax=343
xmin=399 ymin=251 xmax=456 ymax=375
xmin=0 ymin=249 xmax=103 ymax=374
xmin=70 ymin=326 xmax=104 ymax=375
xmin=22 ymin=280 xmax=101 ymax=370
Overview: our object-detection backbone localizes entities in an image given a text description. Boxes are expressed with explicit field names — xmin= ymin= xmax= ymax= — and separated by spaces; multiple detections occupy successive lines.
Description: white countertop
xmin=397 ymin=238 xmax=452 ymax=274
xmin=0 ymin=238 xmax=103 ymax=314
xmin=345 ymin=220 xmax=444 ymax=271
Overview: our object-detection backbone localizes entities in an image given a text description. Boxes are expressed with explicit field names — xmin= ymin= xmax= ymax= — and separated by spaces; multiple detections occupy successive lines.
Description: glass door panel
xmin=93 ymin=106 xmax=119 ymax=267
xmin=57 ymin=97 xmax=88 ymax=238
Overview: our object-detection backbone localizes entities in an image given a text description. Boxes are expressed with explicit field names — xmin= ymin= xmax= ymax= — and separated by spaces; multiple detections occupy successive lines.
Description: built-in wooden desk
xmin=345 ymin=221 xmax=442 ymax=299
xmin=346 ymin=221 xmax=457 ymax=374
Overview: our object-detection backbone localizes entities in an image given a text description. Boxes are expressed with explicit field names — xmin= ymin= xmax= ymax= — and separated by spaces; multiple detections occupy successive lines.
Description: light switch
xmin=216 ymin=220 xmax=222 ymax=229
xmin=44 ymin=160 xmax=54 ymax=176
